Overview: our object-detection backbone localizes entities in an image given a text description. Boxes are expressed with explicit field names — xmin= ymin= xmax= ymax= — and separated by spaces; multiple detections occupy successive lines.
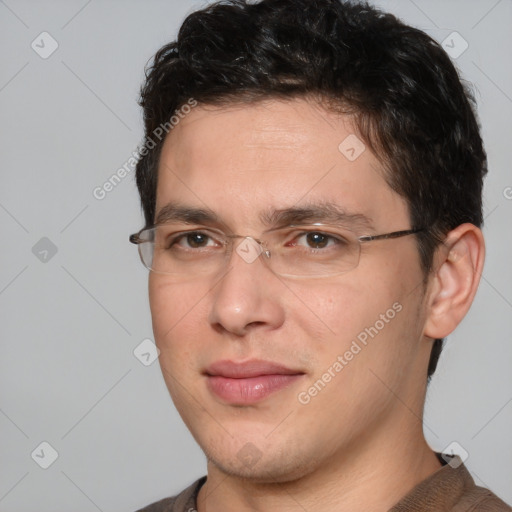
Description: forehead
xmin=155 ymin=98 xmax=408 ymax=231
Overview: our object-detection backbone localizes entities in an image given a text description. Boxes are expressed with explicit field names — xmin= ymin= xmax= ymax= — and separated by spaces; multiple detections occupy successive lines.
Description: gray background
xmin=0 ymin=0 xmax=511 ymax=510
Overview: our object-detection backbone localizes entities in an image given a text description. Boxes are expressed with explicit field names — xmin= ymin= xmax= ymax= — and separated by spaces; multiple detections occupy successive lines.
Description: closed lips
xmin=204 ymin=360 xmax=305 ymax=405
xmin=204 ymin=359 xmax=304 ymax=378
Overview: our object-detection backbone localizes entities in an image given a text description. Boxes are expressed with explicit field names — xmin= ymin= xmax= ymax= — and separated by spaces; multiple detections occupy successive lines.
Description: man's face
xmin=149 ymin=98 xmax=432 ymax=482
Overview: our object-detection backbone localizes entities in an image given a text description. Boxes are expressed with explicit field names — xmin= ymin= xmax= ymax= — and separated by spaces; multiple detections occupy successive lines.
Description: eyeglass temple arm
xmin=359 ymin=228 xmax=424 ymax=243
xmin=129 ymin=233 xmax=142 ymax=244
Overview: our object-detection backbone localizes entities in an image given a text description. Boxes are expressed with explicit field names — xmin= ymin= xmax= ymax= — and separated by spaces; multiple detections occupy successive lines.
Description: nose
xmin=208 ymin=238 xmax=285 ymax=337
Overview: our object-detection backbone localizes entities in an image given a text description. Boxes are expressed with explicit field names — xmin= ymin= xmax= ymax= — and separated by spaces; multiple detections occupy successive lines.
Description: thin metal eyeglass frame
xmin=129 ymin=223 xmax=426 ymax=275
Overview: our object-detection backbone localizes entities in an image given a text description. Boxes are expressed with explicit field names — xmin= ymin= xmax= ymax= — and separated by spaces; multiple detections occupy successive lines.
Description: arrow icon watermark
xmin=134 ymin=339 xmax=160 ymax=366
xmin=338 ymin=134 xmax=366 ymax=162
xmin=32 ymin=237 xmax=58 ymax=263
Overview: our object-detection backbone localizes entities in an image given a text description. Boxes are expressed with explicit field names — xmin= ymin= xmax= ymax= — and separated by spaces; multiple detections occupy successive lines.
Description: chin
xmin=201 ymin=435 xmax=318 ymax=484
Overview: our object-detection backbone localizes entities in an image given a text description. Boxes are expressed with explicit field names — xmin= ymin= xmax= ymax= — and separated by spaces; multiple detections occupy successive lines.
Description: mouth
xmin=204 ymin=359 xmax=305 ymax=405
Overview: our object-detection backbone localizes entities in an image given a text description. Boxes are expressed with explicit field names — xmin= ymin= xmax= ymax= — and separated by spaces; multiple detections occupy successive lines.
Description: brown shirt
xmin=136 ymin=453 xmax=511 ymax=511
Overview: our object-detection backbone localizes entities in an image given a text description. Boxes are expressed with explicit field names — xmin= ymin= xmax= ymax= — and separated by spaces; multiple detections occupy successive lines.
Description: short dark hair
xmin=134 ymin=0 xmax=487 ymax=381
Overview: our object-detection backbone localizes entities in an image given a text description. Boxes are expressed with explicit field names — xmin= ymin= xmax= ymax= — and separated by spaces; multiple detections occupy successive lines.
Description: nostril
xmin=247 ymin=321 xmax=265 ymax=328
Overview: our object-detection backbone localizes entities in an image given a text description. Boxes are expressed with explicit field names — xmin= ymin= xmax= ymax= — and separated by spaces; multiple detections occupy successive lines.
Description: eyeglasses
xmin=129 ymin=222 xmax=425 ymax=279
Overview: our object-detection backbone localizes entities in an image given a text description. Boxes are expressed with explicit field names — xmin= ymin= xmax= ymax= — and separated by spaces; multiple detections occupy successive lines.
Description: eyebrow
xmin=154 ymin=200 xmax=374 ymax=232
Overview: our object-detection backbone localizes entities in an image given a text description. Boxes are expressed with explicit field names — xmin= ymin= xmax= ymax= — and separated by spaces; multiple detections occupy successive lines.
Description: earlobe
xmin=423 ymin=224 xmax=485 ymax=339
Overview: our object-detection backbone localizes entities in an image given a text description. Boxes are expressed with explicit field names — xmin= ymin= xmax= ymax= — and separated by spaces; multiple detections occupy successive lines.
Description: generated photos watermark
xmin=92 ymin=98 xmax=198 ymax=200
xmin=297 ymin=301 xmax=403 ymax=405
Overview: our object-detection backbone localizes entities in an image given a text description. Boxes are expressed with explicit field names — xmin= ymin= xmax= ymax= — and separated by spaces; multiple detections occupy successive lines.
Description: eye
xmin=302 ymin=232 xmax=330 ymax=249
xmin=166 ymin=230 xmax=221 ymax=250
xmin=292 ymin=231 xmax=347 ymax=250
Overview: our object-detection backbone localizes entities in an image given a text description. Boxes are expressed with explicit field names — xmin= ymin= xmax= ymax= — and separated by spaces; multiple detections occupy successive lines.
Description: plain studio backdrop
xmin=0 ymin=1 xmax=511 ymax=510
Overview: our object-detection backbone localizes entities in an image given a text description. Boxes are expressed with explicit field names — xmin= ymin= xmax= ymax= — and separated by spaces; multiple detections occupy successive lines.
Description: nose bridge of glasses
xmin=227 ymin=234 xmax=272 ymax=266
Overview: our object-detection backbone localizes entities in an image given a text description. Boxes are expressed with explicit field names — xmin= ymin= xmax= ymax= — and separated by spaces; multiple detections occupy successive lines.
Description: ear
xmin=423 ymin=223 xmax=485 ymax=339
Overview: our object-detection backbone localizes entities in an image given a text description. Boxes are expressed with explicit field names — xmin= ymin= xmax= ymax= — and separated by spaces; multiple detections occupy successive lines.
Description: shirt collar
xmin=389 ymin=452 xmax=475 ymax=511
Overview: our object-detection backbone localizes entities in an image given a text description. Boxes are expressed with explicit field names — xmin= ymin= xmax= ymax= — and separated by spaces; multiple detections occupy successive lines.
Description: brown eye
xmin=305 ymin=232 xmax=329 ymax=249
xmin=185 ymin=233 xmax=210 ymax=248
xmin=292 ymin=231 xmax=346 ymax=250
xmin=167 ymin=230 xmax=221 ymax=251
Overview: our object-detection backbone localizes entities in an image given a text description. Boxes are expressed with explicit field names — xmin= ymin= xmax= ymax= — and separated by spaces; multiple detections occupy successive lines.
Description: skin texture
xmin=148 ymin=97 xmax=485 ymax=511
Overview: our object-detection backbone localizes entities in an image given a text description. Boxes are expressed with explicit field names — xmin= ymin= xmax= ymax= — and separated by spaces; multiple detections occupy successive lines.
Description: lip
xmin=204 ymin=359 xmax=305 ymax=404
xmin=205 ymin=359 xmax=301 ymax=378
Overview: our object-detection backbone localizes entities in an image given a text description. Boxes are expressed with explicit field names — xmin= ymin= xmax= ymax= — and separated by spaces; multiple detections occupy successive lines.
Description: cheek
xmin=296 ymin=269 xmax=422 ymax=374
xmin=287 ymin=279 xmax=387 ymax=347
xmin=148 ymin=277 xmax=207 ymax=363
xmin=296 ymin=286 xmax=422 ymax=421
xmin=342 ymin=274 xmax=425 ymax=390
xmin=148 ymin=277 xmax=216 ymax=420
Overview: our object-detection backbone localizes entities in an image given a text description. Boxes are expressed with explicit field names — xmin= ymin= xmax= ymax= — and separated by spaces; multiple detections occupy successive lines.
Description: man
xmin=129 ymin=0 xmax=511 ymax=510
